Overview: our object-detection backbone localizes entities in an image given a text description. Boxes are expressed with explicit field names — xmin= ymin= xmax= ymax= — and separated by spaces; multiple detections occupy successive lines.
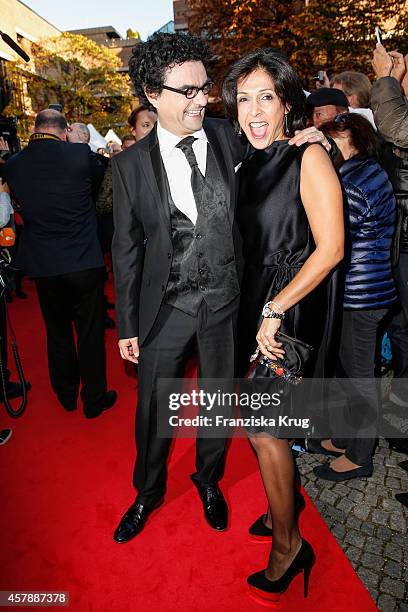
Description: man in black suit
xmin=4 ymin=109 xmax=116 ymax=418
xmin=112 ymin=33 xmax=244 ymax=542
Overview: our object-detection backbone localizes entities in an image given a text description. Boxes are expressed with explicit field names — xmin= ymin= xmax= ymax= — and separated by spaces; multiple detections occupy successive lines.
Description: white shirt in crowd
xmin=348 ymin=107 xmax=376 ymax=129
xmin=157 ymin=120 xmax=208 ymax=225
xmin=0 ymin=192 xmax=13 ymax=228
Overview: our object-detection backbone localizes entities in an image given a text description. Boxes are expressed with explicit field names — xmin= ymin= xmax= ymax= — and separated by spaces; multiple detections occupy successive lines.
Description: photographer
xmin=0 ymin=136 xmax=10 ymax=161
xmin=3 ymin=109 xmax=116 ymax=417
xmin=0 ymin=167 xmax=27 ymax=403
xmin=371 ymin=44 xmax=408 ymax=426
xmin=0 ymin=134 xmax=26 ymax=300
xmin=0 ymin=175 xmax=13 ymax=444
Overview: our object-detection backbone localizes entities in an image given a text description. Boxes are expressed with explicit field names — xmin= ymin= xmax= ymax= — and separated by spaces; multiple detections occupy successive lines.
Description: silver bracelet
xmin=262 ymin=301 xmax=285 ymax=320
xmin=270 ymin=299 xmax=285 ymax=314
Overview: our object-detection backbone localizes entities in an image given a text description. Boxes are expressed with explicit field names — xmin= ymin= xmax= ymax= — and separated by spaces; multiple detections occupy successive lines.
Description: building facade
xmin=173 ymin=0 xmax=190 ymax=32
xmin=68 ymin=26 xmax=141 ymax=74
xmin=0 ymin=0 xmax=60 ymax=114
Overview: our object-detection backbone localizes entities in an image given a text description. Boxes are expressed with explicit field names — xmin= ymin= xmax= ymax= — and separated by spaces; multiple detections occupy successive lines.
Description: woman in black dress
xmin=222 ymin=50 xmax=344 ymax=600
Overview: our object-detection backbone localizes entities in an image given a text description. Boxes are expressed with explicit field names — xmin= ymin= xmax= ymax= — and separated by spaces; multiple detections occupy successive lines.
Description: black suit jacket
xmin=4 ymin=139 xmax=103 ymax=277
xmin=112 ymin=119 xmax=244 ymax=344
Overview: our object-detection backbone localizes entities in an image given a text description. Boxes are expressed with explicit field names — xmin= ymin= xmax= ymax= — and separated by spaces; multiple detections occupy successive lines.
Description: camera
xmin=313 ymin=70 xmax=326 ymax=84
xmin=0 ymin=116 xmax=20 ymax=156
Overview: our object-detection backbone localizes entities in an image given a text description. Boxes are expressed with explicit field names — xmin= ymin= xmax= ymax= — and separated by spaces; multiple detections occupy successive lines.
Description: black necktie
xmin=176 ymin=136 xmax=205 ymax=207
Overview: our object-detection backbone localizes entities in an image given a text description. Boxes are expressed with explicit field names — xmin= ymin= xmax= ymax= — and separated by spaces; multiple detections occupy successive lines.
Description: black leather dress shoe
xmin=395 ymin=492 xmax=408 ymax=508
xmin=113 ymin=499 xmax=164 ymax=543
xmin=398 ymin=460 xmax=408 ymax=473
xmin=197 ymin=485 xmax=228 ymax=531
xmin=58 ymin=396 xmax=77 ymax=411
xmin=84 ymin=390 xmax=117 ymax=419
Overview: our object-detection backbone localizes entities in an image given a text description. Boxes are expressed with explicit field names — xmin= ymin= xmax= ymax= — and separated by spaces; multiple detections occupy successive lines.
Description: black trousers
xmin=35 ymin=267 xmax=107 ymax=410
xmin=387 ymin=252 xmax=408 ymax=401
xmin=133 ymin=298 xmax=238 ymax=506
xmin=332 ymin=308 xmax=388 ymax=466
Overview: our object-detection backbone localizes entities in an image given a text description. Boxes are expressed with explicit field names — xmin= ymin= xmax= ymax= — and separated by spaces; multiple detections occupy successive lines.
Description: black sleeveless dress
xmin=236 ymin=140 xmax=340 ymax=383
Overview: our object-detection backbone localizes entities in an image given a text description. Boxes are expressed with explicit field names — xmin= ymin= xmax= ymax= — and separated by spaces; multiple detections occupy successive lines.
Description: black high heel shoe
xmin=247 ymin=539 xmax=315 ymax=601
xmin=249 ymin=490 xmax=306 ymax=541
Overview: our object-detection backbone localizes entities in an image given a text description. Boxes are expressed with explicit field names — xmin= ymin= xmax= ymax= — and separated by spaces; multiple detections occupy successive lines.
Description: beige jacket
xmin=371 ymin=76 xmax=408 ymax=148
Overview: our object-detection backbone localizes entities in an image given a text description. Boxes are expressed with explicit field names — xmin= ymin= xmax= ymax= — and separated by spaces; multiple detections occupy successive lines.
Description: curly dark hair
xmin=222 ymin=48 xmax=306 ymax=138
xmin=129 ymin=33 xmax=212 ymax=105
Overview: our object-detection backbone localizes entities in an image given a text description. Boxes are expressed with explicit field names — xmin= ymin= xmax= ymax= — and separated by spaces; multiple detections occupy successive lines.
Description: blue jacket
xmin=339 ymin=156 xmax=397 ymax=310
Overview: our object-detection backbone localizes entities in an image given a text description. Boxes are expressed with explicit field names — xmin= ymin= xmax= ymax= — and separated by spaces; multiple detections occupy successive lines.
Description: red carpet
xmin=0 ymin=280 xmax=377 ymax=611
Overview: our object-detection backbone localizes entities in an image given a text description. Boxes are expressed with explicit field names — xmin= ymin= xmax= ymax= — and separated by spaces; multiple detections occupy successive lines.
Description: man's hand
xmin=315 ymin=70 xmax=330 ymax=89
xmin=372 ymin=43 xmax=393 ymax=79
xmin=402 ymin=54 xmax=408 ymax=98
xmin=118 ymin=337 xmax=139 ymax=363
xmin=289 ymin=127 xmax=331 ymax=152
xmin=0 ymin=137 xmax=9 ymax=152
xmin=389 ymin=50 xmax=407 ymax=84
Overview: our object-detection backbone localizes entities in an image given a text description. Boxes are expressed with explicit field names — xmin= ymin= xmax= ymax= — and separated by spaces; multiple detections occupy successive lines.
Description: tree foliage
xmin=187 ymin=0 xmax=408 ymax=90
xmin=4 ymin=33 xmax=132 ymax=141
xmin=126 ymin=28 xmax=141 ymax=40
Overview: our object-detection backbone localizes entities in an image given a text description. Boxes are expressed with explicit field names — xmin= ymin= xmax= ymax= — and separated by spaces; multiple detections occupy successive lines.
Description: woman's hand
xmin=0 ymin=180 xmax=10 ymax=194
xmin=288 ymin=127 xmax=331 ymax=152
xmin=256 ymin=317 xmax=285 ymax=360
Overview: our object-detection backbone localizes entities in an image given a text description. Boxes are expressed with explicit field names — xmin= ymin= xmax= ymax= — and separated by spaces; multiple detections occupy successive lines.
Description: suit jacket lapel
xmin=140 ymin=126 xmax=171 ymax=235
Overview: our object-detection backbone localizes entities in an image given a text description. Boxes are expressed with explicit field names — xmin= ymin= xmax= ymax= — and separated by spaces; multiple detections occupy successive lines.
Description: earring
xmin=284 ymin=113 xmax=289 ymax=136
xmin=235 ymin=123 xmax=242 ymax=136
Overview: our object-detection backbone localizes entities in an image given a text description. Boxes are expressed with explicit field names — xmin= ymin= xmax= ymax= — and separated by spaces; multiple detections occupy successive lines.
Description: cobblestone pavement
xmin=297 ymin=438 xmax=408 ymax=611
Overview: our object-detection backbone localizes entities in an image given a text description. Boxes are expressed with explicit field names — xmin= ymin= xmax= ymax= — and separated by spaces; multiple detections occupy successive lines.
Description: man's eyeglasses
xmin=162 ymin=81 xmax=214 ymax=99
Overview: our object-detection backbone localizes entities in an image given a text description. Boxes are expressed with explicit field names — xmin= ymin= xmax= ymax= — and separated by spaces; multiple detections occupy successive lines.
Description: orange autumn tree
xmin=187 ymin=0 xmax=408 ymax=91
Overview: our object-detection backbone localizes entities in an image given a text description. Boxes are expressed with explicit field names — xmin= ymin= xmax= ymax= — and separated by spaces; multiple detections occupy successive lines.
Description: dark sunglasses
xmin=162 ymin=81 xmax=214 ymax=99
xmin=334 ymin=112 xmax=353 ymax=123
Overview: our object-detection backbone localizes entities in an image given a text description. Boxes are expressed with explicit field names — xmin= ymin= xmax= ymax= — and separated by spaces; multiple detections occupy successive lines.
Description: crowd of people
xmin=0 ymin=30 xmax=407 ymax=602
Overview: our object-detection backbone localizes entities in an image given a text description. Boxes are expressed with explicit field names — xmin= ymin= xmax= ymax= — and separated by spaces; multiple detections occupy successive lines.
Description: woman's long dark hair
xmin=321 ymin=112 xmax=381 ymax=160
xmin=222 ymin=48 xmax=306 ymax=138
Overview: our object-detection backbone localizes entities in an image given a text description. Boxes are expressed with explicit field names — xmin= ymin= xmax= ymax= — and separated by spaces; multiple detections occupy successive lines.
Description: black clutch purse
xmin=246 ymin=331 xmax=314 ymax=385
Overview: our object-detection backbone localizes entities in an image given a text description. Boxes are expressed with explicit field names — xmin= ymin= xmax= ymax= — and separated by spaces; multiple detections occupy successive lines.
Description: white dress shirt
xmin=349 ymin=107 xmax=377 ymax=129
xmin=156 ymin=120 xmax=208 ymax=224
